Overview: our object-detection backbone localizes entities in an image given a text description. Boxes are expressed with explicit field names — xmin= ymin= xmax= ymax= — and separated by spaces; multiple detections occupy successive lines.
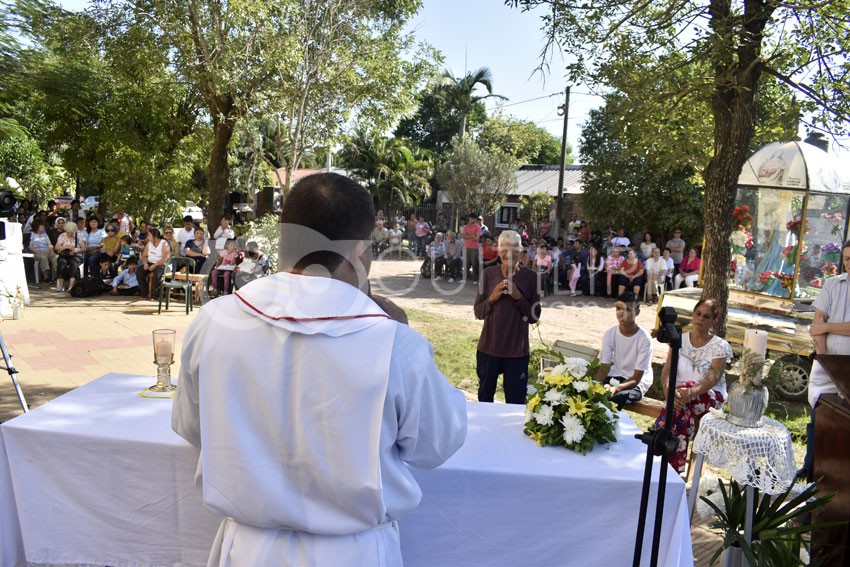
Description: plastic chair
xmin=158 ymin=257 xmax=195 ymax=315
xmin=644 ymin=270 xmax=666 ymax=304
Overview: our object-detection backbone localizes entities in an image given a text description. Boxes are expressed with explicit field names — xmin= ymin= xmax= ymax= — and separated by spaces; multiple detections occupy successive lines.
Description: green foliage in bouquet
xmin=524 ymin=357 xmax=619 ymax=455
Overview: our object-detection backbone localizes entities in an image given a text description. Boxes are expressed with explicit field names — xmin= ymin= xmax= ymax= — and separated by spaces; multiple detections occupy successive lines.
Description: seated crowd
xmin=385 ymin=208 xmax=698 ymax=301
xmin=17 ymin=200 xmax=270 ymax=301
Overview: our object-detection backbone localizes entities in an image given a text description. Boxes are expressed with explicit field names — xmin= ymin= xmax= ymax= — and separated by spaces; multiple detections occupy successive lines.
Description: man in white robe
xmin=172 ymin=172 xmax=467 ymax=566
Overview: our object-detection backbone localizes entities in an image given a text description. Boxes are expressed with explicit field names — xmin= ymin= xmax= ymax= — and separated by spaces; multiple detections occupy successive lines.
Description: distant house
xmin=494 ymin=165 xmax=584 ymax=230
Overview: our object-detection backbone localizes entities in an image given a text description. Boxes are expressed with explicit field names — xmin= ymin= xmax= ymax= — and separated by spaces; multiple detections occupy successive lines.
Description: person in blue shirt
xmin=111 ymin=257 xmax=140 ymax=296
xmin=84 ymin=216 xmax=107 ymax=277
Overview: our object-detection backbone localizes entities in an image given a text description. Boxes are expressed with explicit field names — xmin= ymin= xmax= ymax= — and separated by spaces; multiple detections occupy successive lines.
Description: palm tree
xmin=341 ymin=129 xmax=433 ymax=210
xmin=440 ymin=67 xmax=507 ymax=139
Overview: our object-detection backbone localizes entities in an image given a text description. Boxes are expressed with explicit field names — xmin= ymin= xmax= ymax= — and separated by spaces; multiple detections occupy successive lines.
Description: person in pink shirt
xmin=211 ymin=239 xmax=242 ymax=295
xmin=605 ymin=248 xmax=624 ymax=297
xmin=538 ymin=218 xmax=551 ymax=240
xmin=414 ymin=215 xmax=430 ymax=258
xmin=534 ymin=243 xmax=554 ymax=296
xmin=461 ymin=213 xmax=482 ymax=283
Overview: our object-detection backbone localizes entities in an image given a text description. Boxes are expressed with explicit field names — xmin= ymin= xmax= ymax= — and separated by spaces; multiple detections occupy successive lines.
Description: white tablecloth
xmin=1 ymin=374 xmax=692 ymax=567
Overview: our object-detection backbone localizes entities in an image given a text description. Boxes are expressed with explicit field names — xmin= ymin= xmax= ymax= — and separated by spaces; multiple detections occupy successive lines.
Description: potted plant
xmin=701 ymin=478 xmax=839 ymax=566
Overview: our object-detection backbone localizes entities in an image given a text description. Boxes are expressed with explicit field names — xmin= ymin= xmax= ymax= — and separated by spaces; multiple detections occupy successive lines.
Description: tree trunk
xmin=701 ymin=0 xmax=774 ymax=335
xmin=206 ymin=95 xmax=236 ymax=230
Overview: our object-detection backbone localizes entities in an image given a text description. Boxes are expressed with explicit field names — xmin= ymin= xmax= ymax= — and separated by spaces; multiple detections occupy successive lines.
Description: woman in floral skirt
xmin=654 ymin=298 xmax=732 ymax=473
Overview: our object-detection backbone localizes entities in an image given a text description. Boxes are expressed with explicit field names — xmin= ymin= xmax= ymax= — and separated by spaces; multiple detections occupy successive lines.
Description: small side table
xmin=687 ymin=412 xmax=796 ymax=562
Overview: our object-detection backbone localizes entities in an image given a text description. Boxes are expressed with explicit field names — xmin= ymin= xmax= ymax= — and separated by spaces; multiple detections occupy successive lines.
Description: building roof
xmin=513 ymin=165 xmax=583 ymax=197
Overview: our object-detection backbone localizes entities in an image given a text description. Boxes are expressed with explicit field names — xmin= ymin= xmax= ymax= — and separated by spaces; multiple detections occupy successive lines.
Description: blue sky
xmin=408 ymin=0 xmax=603 ymax=153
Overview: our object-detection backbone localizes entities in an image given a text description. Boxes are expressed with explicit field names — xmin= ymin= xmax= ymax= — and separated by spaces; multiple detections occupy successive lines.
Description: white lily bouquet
xmin=524 ymin=357 xmax=619 ymax=454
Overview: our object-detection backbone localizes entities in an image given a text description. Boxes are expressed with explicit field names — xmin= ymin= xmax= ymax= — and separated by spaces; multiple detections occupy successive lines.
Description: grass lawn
xmin=406 ymin=308 xmax=484 ymax=397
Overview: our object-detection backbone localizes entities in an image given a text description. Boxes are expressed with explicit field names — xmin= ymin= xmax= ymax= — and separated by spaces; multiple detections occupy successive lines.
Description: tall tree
xmin=440 ymin=67 xmax=506 ymax=139
xmin=340 ymin=129 xmax=432 ymax=210
xmin=477 ymin=114 xmax=567 ymax=165
xmin=124 ymin=0 xmax=431 ymax=226
xmin=510 ymin=0 xmax=848 ymax=330
xmin=267 ymin=0 xmax=433 ymax=198
xmin=435 ymin=139 xmax=516 ymax=217
xmin=579 ymin=102 xmax=704 ymax=243
xmin=13 ymin=2 xmax=205 ymax=216
xmin=116 ymin=0 xmax=294 ymax=227
xmin=395 ymin=84 xmax=487 ymax=155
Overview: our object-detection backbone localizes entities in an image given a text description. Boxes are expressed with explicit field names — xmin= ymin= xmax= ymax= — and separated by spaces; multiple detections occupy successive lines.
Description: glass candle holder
xmin=150 ymin=329 xmax=177 ymax=392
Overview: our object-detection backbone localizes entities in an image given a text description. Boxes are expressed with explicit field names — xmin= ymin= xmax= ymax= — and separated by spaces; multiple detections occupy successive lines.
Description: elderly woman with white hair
xmin=54 ymin=221 xmax=84 ymax=292
xmin=473 ymin=230 xmax=542 ymax=404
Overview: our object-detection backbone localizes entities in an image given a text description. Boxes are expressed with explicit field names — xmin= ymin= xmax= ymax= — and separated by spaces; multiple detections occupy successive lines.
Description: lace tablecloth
xmin=691 ymin=412 xmax=796 ymax=494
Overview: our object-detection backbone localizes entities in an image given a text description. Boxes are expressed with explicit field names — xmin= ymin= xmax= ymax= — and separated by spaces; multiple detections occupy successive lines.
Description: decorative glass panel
xmin=797 ymin=194 xmax=849 ymax=298
xmin=730 ymin=187 xmax=807 ymax=298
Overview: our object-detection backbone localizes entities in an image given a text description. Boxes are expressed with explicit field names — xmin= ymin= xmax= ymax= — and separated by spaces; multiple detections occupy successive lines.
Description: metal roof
xmin=513 ymin=165 xmax=583 ymax=197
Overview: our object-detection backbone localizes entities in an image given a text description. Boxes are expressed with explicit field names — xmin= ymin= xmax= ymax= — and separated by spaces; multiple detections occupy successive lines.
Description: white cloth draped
xmin=0 ymin=375 xmax=692 ymax=567
xmin=173 ymin=272 xmax=467 ymax=566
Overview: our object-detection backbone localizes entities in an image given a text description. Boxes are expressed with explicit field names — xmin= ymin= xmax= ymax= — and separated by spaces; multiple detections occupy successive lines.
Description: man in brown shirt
xmin=474 ymin=230 xmax=542 ymax=403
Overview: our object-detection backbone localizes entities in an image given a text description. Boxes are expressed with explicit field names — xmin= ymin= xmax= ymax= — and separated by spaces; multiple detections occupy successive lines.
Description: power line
xmin=495 ymin=92 xmax=564 ymax=108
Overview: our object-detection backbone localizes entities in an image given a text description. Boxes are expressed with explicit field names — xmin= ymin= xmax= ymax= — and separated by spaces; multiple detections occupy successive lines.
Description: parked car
xmin=180 ymin=200 xmax=203 ymax=222
xmin=81 ymin=196 xmax=100 ymax=212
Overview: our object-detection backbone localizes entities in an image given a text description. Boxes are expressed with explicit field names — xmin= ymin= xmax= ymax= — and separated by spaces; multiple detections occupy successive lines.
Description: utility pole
xmin=553 ymin=87 xmax=570 ymax=240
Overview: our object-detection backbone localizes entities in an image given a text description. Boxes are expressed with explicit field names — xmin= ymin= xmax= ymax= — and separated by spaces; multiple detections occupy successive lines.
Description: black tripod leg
xmin=651 ymin=453 xmax=670 ymax=565
xmin=633 ymin=445 xmax=655 ymax=566
xmin=0 ymin=330 xmax=28 ymax=413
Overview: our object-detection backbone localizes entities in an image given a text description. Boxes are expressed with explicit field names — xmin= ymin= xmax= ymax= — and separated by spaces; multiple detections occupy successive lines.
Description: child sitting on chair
xmin=210 ymin=239 xmax=241 ymax=296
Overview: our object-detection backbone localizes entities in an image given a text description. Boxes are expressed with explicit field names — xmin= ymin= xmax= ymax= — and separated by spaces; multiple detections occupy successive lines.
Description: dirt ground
xmin=369 ymin=257 xmax=671 ymax=364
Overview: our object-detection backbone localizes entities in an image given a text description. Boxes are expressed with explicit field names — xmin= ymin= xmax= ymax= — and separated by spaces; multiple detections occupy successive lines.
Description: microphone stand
xmin=632 ymin=307 xmax=680 ymax=566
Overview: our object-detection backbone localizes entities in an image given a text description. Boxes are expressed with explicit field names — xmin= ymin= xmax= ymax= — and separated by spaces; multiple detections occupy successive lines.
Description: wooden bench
xmin=627 ymin=396 xmax=665 ymax=418
xmin=539 ymin=340 xmax=600 ymax=376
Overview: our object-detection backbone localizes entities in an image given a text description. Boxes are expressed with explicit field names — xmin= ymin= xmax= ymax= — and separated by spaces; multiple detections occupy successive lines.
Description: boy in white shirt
xmin=596 ymin=292 xmax=654 ymax=409
xmin=176 ymin=216 xmax=196 ymax=256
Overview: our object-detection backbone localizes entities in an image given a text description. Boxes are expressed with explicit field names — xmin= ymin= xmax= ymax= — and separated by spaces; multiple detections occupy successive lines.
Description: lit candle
xmin=743 ymin=329 xmax=768 ymax=358
xmin=154 ymin=339 xmax=173 ymax=358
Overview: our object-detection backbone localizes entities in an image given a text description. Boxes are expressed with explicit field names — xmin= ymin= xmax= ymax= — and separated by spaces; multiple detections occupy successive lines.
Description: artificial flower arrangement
xmin=0 ymin=285 xmax=25 ymax=320
xmin=821 ymin=241 xmax=841 ymax=263
xmin=524 ymin=357 xmax=619 ymax=454
xmin=821 ymin=212 xmax=844 ymax=236
xmin=785 ymin=218 xmax=810 ymax=235
xmin=756 ymin=271 xmax=775 ymax=285
xmin=756 ymin=270 xmax=793 ymax=292
xmin=774 ymin=271 xmax=794 ymax=292
xmin=1 ymin=285 xmax=25 ymax=307
xmin=732 ymin=205 xmax=753 ymax=226
xmin=729 ymin=225 xmax=753 ymax=255
xmin=822 ymin=262 xmax=838 ymax=278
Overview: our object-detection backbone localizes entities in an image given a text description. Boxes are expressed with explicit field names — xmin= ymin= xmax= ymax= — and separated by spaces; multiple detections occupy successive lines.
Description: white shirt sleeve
xmin=388 ymin=325 xmax=467 ymax=470
xmin=172 ymin=309 xmax=210 ymax=449
xmin=600 ymin=327 xmax=615 ymax=366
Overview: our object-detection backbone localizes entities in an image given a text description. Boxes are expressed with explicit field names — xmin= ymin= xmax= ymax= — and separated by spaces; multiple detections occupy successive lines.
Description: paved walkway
xmin=0 ymin=269 xmax=723 ymax=565
xmin=0 ymin=287 xmax=195 ymax=420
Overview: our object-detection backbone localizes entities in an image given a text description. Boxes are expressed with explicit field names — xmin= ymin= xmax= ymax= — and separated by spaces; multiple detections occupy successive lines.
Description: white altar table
xmin=0 ymin=374 xmax=692 ymax=567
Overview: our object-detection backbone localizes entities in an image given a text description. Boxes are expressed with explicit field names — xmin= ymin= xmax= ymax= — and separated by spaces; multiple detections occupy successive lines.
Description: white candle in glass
xmin=155 ymin=340 xmax=173 ymax=357
xmin=743 ymin=329 xmax=768 ymax=357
